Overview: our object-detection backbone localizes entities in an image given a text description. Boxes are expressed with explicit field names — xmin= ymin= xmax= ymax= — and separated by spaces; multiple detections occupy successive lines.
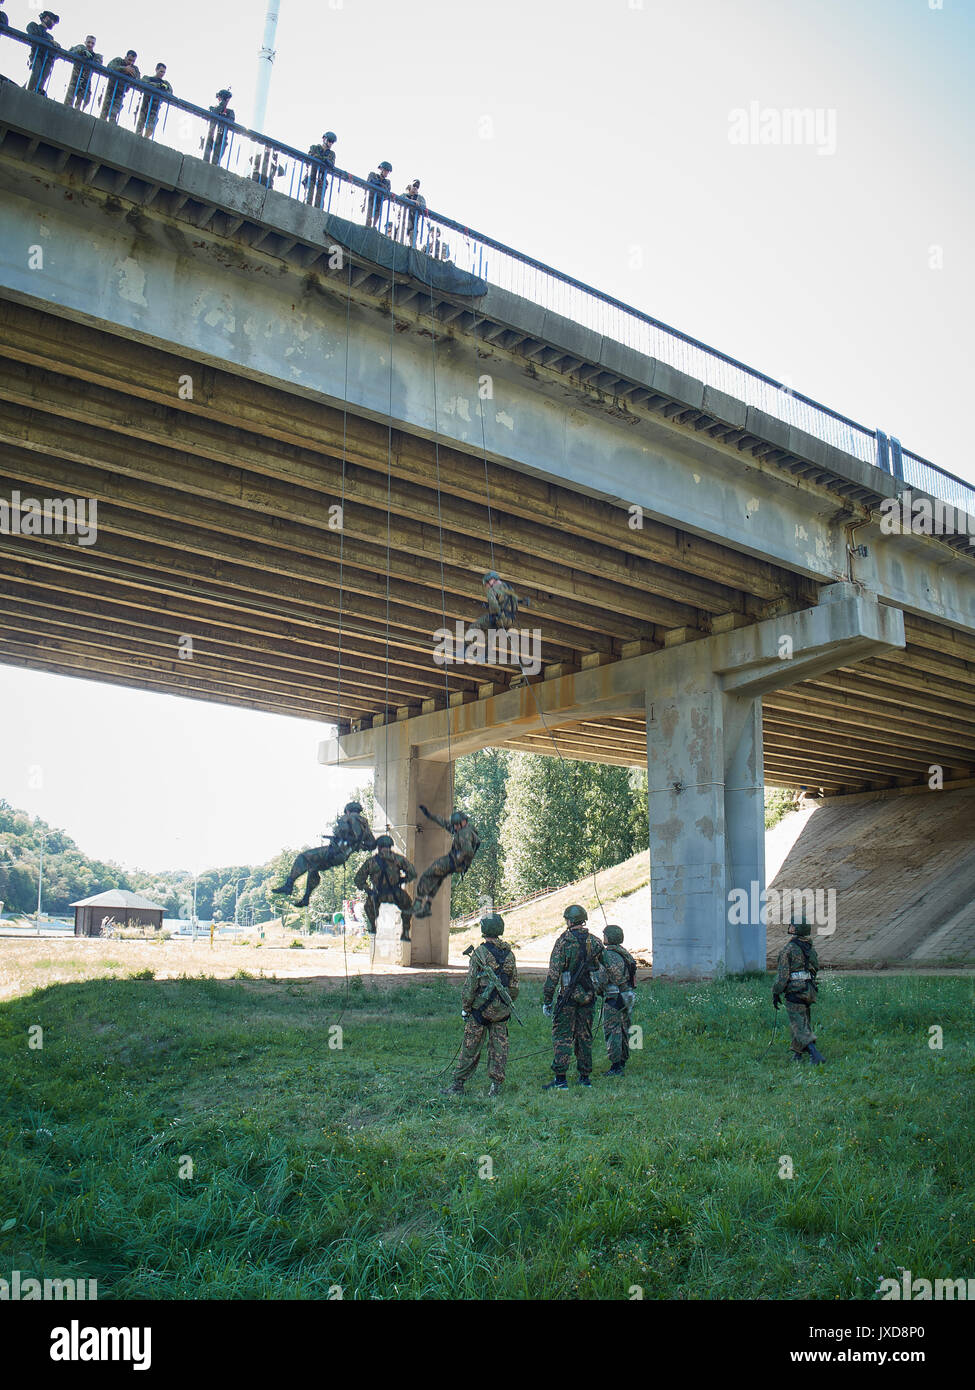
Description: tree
xmin=449 ymin=748 xmax=509 ymax=917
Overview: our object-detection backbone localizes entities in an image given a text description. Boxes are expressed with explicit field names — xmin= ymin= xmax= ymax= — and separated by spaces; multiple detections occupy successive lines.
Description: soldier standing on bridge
xmin=364 ymin=161 xmax=392 ymax=229
xmin=412 ymin=806 xmax=480 ymax=919
xmin=203 ymin=89 xmax=235 ymax=165
xmin=63 ymin=35 xmax=102 ymax=110
xmin=596 ymin=924 xmax=637 ymax=1075
xmin=354 ymin=835 xmax=416 ymax=941
xmin=135 ymin=62 xmax=172 ymax=139
xmin=303 ymin=131 xmax=336 ymax=208
xmin=100 ymin=51 xmax=140 ymax=124
xmin=772 ymin=914 xmax=825 ymax=1064
xmin=542 ymin=904 xmax=603 ymax=1089
xmin=25 ymin=11 xmax=60 ymax=96
xmin=444 ymin=913 xmax=519 ymax=1097
xmin=273 ymin=801 xmax=376 ymax=909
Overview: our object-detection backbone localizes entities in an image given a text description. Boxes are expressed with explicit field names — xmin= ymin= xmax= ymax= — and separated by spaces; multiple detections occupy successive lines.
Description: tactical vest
xmin=785 ymin=937 xmax=818 ymax=1004
xmin=471 ymin=940 xmax=513 ymax=1021
xmin=562 ymin=928 xmax=599 ymax=1005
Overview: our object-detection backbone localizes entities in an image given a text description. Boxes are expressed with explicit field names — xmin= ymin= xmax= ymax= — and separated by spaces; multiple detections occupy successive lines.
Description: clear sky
xmin=0 ymin=0 xmax=971 ymax=871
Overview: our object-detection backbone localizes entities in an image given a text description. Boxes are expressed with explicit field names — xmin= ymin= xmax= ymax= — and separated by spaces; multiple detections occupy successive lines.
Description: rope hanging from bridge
xmin=466 ymin=300 xmax=609 ymax=928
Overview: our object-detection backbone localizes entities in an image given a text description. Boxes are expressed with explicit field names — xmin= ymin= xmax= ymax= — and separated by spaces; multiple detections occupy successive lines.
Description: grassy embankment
xmin=1 ymin=965 xmax=971 ymax=1299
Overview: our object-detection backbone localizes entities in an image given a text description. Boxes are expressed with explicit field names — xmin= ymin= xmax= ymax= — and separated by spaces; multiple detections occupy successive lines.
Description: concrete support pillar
xmin=646 ymin=641 xmax=765 ymax=979
xmin=373 ymin=723 xmax=454 ymax=966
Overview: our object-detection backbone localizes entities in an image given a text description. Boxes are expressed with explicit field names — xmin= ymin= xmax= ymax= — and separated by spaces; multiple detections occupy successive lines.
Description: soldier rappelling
xmin=272 ymin=801 xmax=375 ymax=909
xmin=412 ymin=806 xmax=480 ymax=919
xmin=470 ymin=571 xmax=529 ymax=634
xmin=353 ymin=834 xmax=416 ymax=941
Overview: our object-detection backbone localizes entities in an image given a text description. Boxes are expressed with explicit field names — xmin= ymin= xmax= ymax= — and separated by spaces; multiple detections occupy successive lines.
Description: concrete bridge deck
xmin=1 ymin=81 xmax=973 ymax=972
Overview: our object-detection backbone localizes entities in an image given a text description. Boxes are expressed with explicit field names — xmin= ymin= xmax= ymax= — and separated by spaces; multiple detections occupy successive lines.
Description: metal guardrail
xmin=3 ymin=24 xmax=973 ymax=517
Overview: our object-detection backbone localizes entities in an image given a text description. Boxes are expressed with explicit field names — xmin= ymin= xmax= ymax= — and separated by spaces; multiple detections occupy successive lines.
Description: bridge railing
xmin=3 ymin=25 xmax=973 ymax=517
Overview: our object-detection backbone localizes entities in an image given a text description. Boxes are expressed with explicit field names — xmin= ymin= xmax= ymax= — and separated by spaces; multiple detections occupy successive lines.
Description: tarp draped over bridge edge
xmin=321 ymin=212 xmax=488 ymax=297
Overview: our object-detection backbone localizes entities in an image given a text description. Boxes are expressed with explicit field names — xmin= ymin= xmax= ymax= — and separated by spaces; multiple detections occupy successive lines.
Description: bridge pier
xmin=371 ymin=723 xmax=454 ymax=967
xmin=646 ymin=641 xmax=765 ymax=979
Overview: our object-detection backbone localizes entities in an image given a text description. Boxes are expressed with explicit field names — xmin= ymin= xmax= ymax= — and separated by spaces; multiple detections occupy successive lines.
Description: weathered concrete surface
xmin=370 ymin=722 xmax=453 ymax=966
xmin=0 ymin=81 xmax=972 ymax=634
xmin=766 ymin=785 xmax=975 ymax=965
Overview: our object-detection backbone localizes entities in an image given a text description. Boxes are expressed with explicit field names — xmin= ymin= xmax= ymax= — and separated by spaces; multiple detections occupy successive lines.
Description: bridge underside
xmin=2 ymin=297 xmax=975 ymax=795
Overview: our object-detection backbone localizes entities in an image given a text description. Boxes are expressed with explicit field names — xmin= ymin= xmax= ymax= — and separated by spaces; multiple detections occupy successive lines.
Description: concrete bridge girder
xmin=323 ymin=586 xmax=906 ymax=972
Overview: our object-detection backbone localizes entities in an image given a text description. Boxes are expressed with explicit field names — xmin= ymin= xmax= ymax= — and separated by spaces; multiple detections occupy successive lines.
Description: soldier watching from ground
xmin=135 ymin=62 xmax=172 ymax=138
xmin=772 ymin=914 xmax=824 ymax=1064
xmin=25 ymin=10 xmax=60 ymax=96
xmin=444 ymin=913 xmax=519 ymax=1098
xmin=100 ymin=50 xmax=139 ymax=124
xmin=63 ymin=35 xmax=101 ymax=110
xmin=542 ymin=904 xmax=604 ymax=1089
xmin=596 ymin=924 xmax=637 ymax=1075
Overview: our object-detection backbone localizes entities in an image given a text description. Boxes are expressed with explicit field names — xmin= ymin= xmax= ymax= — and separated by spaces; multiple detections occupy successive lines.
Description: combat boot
xmin=271 ymin=879 xmax=293 ymax=896
xmin=543 ymin=1076 xmax=568 ymax=1090
xmin=488 ymin=1080 xmax=502 ymax=1097
xmin=807 ymin=1044 xmax=825 ymax=1064
xmin=607 ymin=1063 xmax=624 ymax=1076
xmin=791 ymin=1051 xmax=806 ymax=1063
xmin=577 ymin=1074 xmax=592 ymax=1087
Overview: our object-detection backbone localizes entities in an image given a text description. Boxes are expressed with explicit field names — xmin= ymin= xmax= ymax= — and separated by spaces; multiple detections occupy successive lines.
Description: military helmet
xmin=379 ymin=160 xmax=392 ymax=172
xmin=216 ymin=88 xmax=232 ymax=99
xmin=564 ymin=904 xmax=588 ymax=926
xmin=344 ymin=801 xmax=362 ymax=814
xmin=449 ymin=810 xmax=468 ymax=827
xmin=324 ymin=131 xmax=337 ymax=142
xmin=790 ymin=914 xmax=812 ymax=938
xmin=483 ymin=570 xmax=501 ymax=583
xmin=376 ymin=834 xmax=394 ymax=850
xmin=480 ymin=913 xmax=505 ymax=937
xmin=603 ymin=924 xmax=624 ymax=945
xmin=40 ymin=11 xmax=60 ymax=23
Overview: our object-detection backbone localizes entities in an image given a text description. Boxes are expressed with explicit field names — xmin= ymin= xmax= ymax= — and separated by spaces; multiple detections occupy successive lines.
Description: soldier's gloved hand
xmin=461 ymin=1010 xmax=469 ymax=1020
xmin=542 ymin=1002 xmax=553 ymax=1017
xmin=772 ymin=995 xmax=781 ymax=1011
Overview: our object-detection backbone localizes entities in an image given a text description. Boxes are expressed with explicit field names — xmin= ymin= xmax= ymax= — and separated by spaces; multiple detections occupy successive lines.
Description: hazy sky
xmin=0 ymin=0 xmax=971 ymax=871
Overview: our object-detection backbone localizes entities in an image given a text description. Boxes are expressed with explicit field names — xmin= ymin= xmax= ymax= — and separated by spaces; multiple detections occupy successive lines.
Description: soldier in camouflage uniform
xmin=63 ymin=36 xmax=102 ymax=110
xmin=412 ymin=806 xmax=480 ymax=918
xmin=772 ymin=915 xmax=825 ymax=1064
xmin=304 ymin=131 xmax=336 ymax=207
xmin=135 ymin=63 xmax=172 ymax=139
xmin=203 ymin=89 xmax=235 ymax=165
xmin=596 ymin=924 xmax=637 ymax=1074
xmin=353 ymin=834 xmax=416 ymax=941
xmin=470 ymin=571 xmax=530 ymax=634
xmin=272 ymin=801 xmax=375 ymax=908
xmin=542 ymin=904 xmax=603 ymax=1088
xmin=444 ymin=913 xmax=519 ymax=1097
xmin=99 ymin=51 xmax=140 ymax=124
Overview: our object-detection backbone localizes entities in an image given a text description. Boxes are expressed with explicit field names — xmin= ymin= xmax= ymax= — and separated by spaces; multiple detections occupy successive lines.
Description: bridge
xmin=1 ymin=34 xmax=974 ymax=974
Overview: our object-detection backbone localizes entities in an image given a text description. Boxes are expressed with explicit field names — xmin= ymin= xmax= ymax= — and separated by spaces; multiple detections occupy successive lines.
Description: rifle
xmin=464 ymin=944 xmax=523 ymax=1025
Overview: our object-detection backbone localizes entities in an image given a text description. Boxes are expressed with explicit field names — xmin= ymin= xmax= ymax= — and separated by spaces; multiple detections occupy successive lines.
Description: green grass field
xmin=1 ymin=970 xmax=972 ymax=1299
